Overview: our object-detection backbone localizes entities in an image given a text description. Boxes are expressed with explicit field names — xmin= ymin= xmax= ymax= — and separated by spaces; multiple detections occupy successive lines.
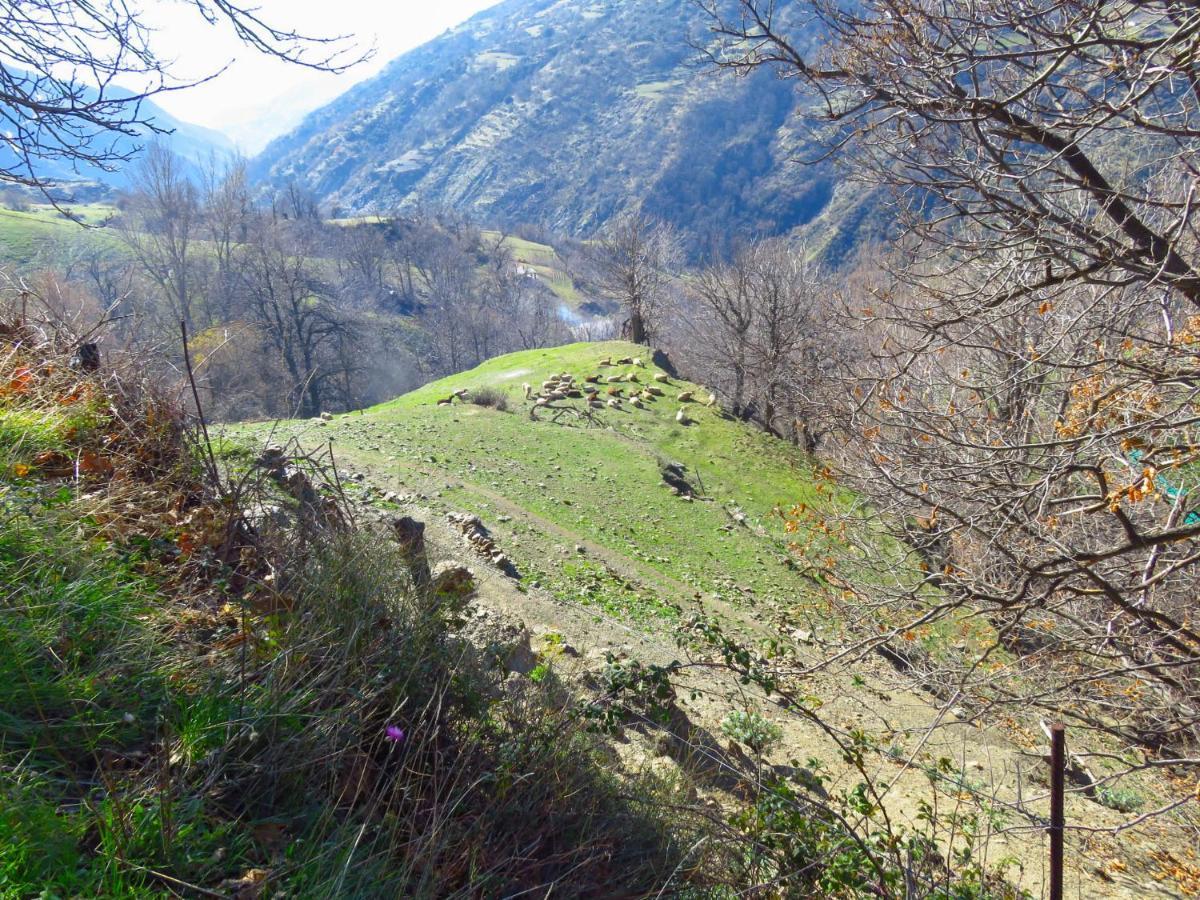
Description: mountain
xmin=250 ymin=0 xmax=882 ymax=261
xmin=0 ymin=79 xmax=234 ymax=189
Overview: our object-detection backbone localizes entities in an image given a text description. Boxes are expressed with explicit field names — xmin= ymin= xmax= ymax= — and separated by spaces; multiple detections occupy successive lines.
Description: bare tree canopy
xmin=697 ymin=0 xmax=1200 ymax=306
xmin=0 ymin=0 xmax=366 ymax=190
xmin=592 ymin=212 xmax=680 ymax=345
xmin=699 ymin=0 xmax=1200 ymax=763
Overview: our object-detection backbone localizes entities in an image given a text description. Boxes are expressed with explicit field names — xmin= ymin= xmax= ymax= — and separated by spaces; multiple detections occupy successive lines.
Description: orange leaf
xmin=79 ymin=450 xmax=114 ymax=476
xmin=8 ymin=368 xmax=33 ymax=393
xmin=177 ymin=532 xmax=197 ymax=555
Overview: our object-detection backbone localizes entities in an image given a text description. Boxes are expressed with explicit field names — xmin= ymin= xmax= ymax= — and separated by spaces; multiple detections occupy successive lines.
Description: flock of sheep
xmin=519 ymin=354 xmax=718 ymax=425
xmin=431 ymin=353 xmax=719 ymax=426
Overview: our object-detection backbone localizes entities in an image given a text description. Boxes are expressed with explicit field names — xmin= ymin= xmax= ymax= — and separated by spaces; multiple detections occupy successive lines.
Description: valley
xmin=3 ymin=0 xmax=1200 ymax=896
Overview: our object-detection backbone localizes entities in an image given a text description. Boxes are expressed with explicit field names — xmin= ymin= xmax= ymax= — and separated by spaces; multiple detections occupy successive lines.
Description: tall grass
xmin=0 ymin=312 xmax=700 ymax=897
xmin=0 ymin=478 xmax=702 ymax=895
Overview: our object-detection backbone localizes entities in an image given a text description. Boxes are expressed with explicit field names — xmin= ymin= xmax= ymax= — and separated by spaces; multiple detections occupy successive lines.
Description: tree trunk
xmin=628 ymin=311 xmax=647 ymax=345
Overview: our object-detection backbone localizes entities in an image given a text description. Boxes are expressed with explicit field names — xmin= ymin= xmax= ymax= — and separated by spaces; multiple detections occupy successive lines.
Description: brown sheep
xmin=653 ymin=373 xmax=670 ymax=384
xmin=617 ymin=356 xmax=634 ymax=365
xmin=598 ymin=357 xmax=613 ymax=367
xmin=677 ymin=391 xmax=695 ymax=403
xmin=645 ymin=386 xmax=664 ymax=397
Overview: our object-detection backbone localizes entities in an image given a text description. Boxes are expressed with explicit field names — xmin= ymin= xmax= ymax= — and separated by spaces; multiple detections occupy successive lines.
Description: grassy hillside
xmin=241 ymin=341 xmax=846 ymax=629
xmin=229 ymin=341 xmax=1200 ymax=899
xmin=0 ymin=329 xmax=695 ymax=897
xmin=0 ymin=204 xmax=123 ymax=269
xmin=7 ymin=332 xmax=1185 ymax=896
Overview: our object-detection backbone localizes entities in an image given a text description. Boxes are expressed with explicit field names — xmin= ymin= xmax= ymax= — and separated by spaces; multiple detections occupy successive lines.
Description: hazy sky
xmin=138 ymin=0 xmax=500 ymax=150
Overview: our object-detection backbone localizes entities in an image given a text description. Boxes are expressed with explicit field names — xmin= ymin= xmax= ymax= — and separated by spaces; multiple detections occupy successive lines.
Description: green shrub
xmin=721 ymin=710 xmax=783 ymax=755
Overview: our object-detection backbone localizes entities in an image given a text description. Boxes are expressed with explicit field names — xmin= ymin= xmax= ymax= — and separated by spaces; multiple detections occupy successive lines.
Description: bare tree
xmin=201 ymin=154 xmax=253 ymax=321
xmin=412 ymin=227 xmax=480 ymax=375
xmin=700 ymin=0 xmax=1200 ymax=776
xmin=592 ymin=213 xmax=679 ymax=345
xmin=119 ymin=143 xmax=204 ymax=330
xmin=0 ymin=1 xmax=364 ymax=194
xmin=697 ymin=0 xmax=1200 ymax=307
xmin=236 ymin=217 xmax=357 ymax=418
xmin=685 ymin=239 xmax=845 ymax=448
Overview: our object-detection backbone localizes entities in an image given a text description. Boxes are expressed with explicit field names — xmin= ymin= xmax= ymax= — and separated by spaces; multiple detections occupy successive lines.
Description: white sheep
xmin=653 ymin=373 xmax=670 ymax=384
xmin=676 ymin=408 xmax=691 ymax=425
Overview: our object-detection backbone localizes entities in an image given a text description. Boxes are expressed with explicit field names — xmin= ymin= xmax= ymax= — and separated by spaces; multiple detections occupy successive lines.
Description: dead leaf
xmin=220 ymin=868 xmax=271 ymax=900
xmin=79 ymin=450 xmax=114 ymax=477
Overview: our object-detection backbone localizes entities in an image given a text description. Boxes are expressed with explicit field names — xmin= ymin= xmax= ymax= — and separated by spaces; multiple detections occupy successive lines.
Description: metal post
xmin=1049 ymin=723 xmax=1065 ymax=900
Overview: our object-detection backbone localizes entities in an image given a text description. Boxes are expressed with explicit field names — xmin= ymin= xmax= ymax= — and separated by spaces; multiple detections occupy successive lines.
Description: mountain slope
xmin=250 ymin=0 xmax=882 ymax=257
xmin=0 ymin=80 xmax=233 ymax=189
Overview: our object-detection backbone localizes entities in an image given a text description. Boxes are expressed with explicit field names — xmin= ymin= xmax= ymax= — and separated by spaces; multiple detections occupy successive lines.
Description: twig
xmin=179 ymin=318 xmax=220 ymax=487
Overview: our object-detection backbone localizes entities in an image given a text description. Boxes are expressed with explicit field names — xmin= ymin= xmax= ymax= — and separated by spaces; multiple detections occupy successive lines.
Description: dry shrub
xmin=469 ymin=386 xmax=508 ymax=411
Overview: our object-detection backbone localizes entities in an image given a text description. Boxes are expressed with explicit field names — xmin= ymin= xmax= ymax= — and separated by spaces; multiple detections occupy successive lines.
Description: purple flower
xmin=385 ymin=725 xmax=406 ymax=743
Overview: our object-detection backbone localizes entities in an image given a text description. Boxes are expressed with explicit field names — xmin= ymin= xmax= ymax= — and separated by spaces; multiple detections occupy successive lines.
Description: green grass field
xmin=238 ymin=341 xmax=848 ymax=629
xmin=0 ymin=204 xmax=123 ymax=269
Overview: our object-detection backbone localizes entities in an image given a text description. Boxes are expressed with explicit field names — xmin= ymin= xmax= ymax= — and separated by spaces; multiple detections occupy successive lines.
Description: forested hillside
xmin=251 ymin=0 xmax=883 ymax=261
